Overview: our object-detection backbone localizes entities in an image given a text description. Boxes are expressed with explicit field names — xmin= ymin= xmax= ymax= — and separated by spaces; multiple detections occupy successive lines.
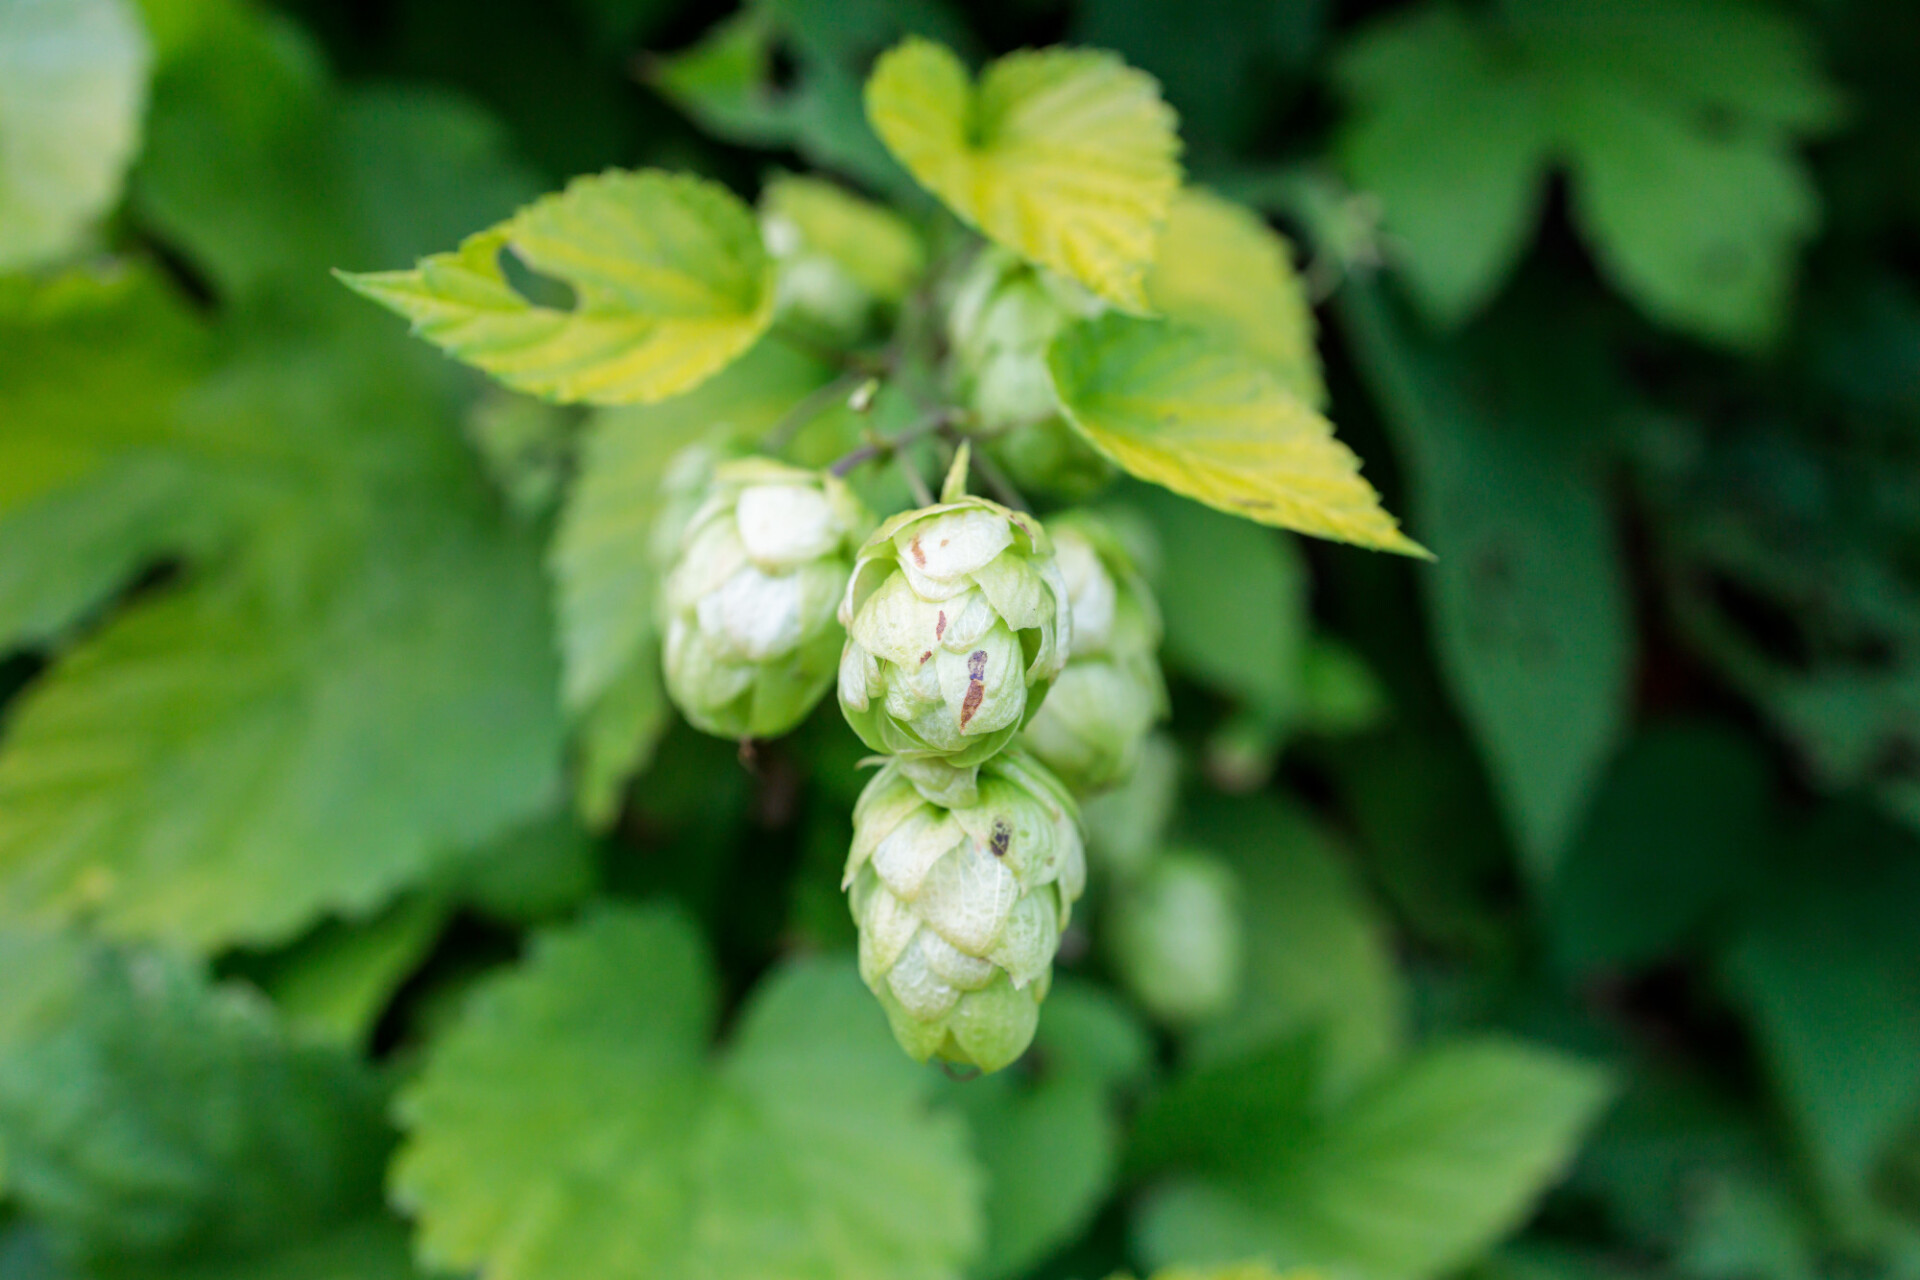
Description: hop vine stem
xmin=827 ymin=407 xmax=967 ymax=478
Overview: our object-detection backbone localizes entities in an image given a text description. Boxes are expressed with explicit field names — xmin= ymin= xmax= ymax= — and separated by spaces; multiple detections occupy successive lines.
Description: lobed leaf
xmin=393 ymin=905 xmax=983 ymax=1280
xmin=340 ymin=169 xmax=775 ymax=405
xmin=954 ymin=982 xmax=1153 ymax=1280
xmin=1135 ymin=1039 xmax=1615 ymax=1280
xmin=865 ymin=37 xmax=1180 ymax=312
xmin=1336 ymin=282 xmax=1631 ymax=877
xmin=0 ymin=929 xmax=391 ymax=1274
xmin=0 ymin=269 xmax=217 ymax=650
xmin=1334 ymin=0 xmax=1843 ymax=347
xmin=0 ymin=507 xmax=564 ymax=953
xmin=1050 ymin=314 xmax=1425 ymax=555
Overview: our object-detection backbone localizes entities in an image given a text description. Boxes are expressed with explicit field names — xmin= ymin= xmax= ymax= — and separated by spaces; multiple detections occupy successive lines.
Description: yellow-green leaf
xmin=339 ymin=169 xmax=774 ymax=406
xmin=761 ymin=174 xmax=925 ymax=301
xmin=1147 ymin=188 xmax=1325 ymax=407
xmin=1050 ymin=314 xmax=1425 ymax=556
xmin=865 ymin=37 xmax=1180 ymax=313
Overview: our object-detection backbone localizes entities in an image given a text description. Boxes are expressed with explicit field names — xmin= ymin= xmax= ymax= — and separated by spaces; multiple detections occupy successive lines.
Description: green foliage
xmin=0 ymin=928 xmax=395 ymax=1277
xmin=1340 ymin=282 xmax=1631 ymax=876
xmin=1176 ymin=796 xmax=1403 ymax=1094
xmin=1133 ymin=1038 xmax=1614 ymax=1280
xmin=1336 ymin=0 xmax=1844 ymax=346
xmin=953 ymin=981 xmax=1153 ymax=1280
xmin=393 ymin=905 xmax=982 ymax=1280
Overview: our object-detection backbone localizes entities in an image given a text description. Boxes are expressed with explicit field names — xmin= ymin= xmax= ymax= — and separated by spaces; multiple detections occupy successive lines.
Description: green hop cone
xmin=1020 ymin=513 xmax=1168 ymax=794
xmin=1110 ymin=850 xmax=1245 ymax=1026
xmin=662 ymin=457 xmax=871 ymax=739
xmin=846 ymin=750 xmax=1087 ymax=1072
xmin=946 ymin=247 xmax=1116 ymax=499
xmin=836 ymin=494 xmax=1071 ymax=804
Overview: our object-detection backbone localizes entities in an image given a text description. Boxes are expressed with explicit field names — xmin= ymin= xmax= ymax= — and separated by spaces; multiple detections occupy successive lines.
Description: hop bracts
xmin=837 ymin=495 xmax=1071 ymax=803
xmin=845 ymin=751 xmax=1087 ymax=1073
xmin=662 ymin=458 xmax=871 ymax=739
xmin=1021 ymin=512 xmax=1168 ymax=794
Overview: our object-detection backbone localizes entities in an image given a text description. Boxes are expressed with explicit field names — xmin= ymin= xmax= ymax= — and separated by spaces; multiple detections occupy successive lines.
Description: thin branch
xmin=827 ymin=407 xmax=962 ymax=478
xmin=760 ymin=371 xmax=863 ymax=453
xmin=966 ymin=445 xmax=1028 ymax=511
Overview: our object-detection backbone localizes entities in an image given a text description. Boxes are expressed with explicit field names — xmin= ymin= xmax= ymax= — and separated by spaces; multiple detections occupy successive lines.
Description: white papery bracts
xmin=662 ymin=458 xmax=871 ymax=739
xmin=846 ymin=750 xmax=1086 ymax=1072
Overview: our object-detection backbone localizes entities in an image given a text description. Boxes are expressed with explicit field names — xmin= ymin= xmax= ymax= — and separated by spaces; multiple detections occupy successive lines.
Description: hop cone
xmin=946 ymin=247 xmax=1114 ymax=498
xmin=1021 ymin=513 xmax=1167 ymax=794
xmin=837 ymin=495 xmax=1071 ymax=803
xmin=846 ymin=750 xmax=1087 ymax=1072
xmin=662 ymin=458 xmax=870 ymax=739
xmin=1110 ymin=850 xmax=1245 ymax=1026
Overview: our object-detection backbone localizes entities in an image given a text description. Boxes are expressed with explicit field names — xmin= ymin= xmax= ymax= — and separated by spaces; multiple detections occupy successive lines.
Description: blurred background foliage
xmin=3 ymin=0 xmax=1920 ymax=1279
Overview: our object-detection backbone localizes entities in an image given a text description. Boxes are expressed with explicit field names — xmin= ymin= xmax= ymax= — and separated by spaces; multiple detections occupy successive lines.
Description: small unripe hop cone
xmin=1020 ymin=512 xmax=1167 ymax=794
xmin=846 ymin=751 xmax=1087 ymax=1072
xmin=1110 ymin=850 xmax=1245 ymax=1026
xmin=663 ymin=458 xmax=872 ymax=739
xmin=837 ymin=492 xmax=1071 ymax=806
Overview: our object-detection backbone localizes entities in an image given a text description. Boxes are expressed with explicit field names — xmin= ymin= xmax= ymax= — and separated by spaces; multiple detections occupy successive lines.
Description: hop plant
xmin=845 ymin=750 xmax=1087 ymax=1072
xmin=1020 ymin=512 xmax=1167 ymax=794
xmin=662 ymin=458 xmax=871 ymax=739
xmin=837 ymin=490 xmax=1071 ymax=805
xmin=343 ymin=19 xmax=1428 ymax=1120
xmin=1109 ymin=850 xmax=1245 ymax=1026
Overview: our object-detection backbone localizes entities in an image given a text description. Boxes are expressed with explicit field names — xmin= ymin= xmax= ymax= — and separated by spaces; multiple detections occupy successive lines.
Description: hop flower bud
xmin=1020 ymin=514 xmax=1167 ymax=794
xmin=846 ymin=750 xmax=1087 ymax=1072
xmin=946 ymin=249 xmax=1116 ymax=498
xmin=662 ymin=458 xmax=871 ymax=739
xmin=1109 ymin=851 xmax=1244 ymax=1026
xmin=949 ymin=249 xmax=1101 ymax=423
xmin=836 ymin=496 xmax=1071 ymax=803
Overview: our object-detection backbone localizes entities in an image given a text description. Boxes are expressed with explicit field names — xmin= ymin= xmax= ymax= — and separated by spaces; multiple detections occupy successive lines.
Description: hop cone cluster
xmin=846 ymin=750 xmax=1086 ymax=1072
xmin=837 ymin=493 xmax=1071 ymax=805
xmin=662 ymin=458 xmax=871 ymax=739
xmin=1020 ymin=513 xmax=1167 ymax=794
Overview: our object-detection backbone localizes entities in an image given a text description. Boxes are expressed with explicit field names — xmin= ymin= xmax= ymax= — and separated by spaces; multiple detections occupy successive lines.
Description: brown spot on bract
xmin=989 ymin=819 xmax=1011 ymax=857
xmin=935 ymin=610 xmax=947 ymax=641
xmin=909 ymin=537 xmax=926 ymax=567
xmin=959 ymin=649 xmax=987 ymax=728
xmin=919 ymin=649 xmax=932 ymax=665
